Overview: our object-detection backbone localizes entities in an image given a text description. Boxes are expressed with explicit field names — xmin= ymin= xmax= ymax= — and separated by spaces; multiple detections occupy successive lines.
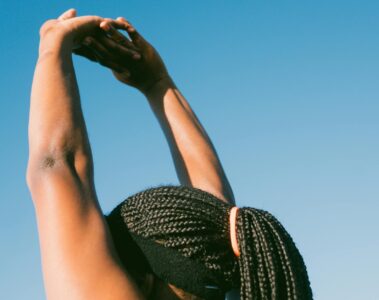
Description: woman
xmin=27 ymin=9 xmax=313 ymax=299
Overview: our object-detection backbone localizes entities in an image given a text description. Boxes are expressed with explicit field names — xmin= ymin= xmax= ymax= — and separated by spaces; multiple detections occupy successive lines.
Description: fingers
xmin=58 ymin=8 xmax=77 ymax=21
xmin=73 ymin=45 xmax=98 ymax=62
xmin=101 ymin=17 xmax=144 ymax=46
xmin=100 ymin=20 xmax=141 ymax=52
xmin=64 ymin=15 xmax=104 ymax=33
xmin=100 ymin=20 xmax=130 ymax=44
xmin=115 ymin=17 xmax=140 ymax=42
xmin=82 ymin=37 xmax=127 ymax=73
xmin=95 ymin=34 xmax=141 ymax=60
xmin=82 ymin=37 xmax=108 ymax=60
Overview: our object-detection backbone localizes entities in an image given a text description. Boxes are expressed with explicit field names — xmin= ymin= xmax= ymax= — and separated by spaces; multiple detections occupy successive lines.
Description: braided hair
xmin=106 ymin=185 xmax=313 ymax=299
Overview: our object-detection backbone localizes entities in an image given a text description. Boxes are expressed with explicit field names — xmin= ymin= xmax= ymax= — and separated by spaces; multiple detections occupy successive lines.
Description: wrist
xmin=39 ymin=28 xmax=74 ymax=57
xmin=39 ymin=38 xmax=72 ymax=59
xmin=143 ymin=76 xmax=175 ymax=100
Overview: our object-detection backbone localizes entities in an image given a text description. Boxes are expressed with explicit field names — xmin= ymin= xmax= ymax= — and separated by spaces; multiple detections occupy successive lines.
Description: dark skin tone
xmin=29 ymin=6 xmax=236 ymax=299
xmin=75 ymin=17 xmax=235 ymax=204
xmin=73 ymin=16 xmax=236 ymax=300
xmin=74 ymin=17 xmax=171 ymax=94
xmin=28 ymin=10 xmax=148 ymax=300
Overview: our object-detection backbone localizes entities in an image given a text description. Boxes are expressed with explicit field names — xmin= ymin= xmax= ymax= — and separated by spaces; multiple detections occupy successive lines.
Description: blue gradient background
xmin=0 ymin=1 xmax=378 ymax=299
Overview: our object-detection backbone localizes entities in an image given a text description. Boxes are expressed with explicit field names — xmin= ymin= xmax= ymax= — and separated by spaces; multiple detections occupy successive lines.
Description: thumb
xmin=63 ymin=15 xmax=104 ymax=41
xmin=58 ymin=8 xmax=77 ymax=21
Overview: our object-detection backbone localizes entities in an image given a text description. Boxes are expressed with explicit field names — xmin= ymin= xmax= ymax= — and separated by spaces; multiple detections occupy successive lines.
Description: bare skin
xmin=28 ymin=9 xmax=237 ymax=300
xmin=27 ymin=9 xmax=144 ymax=300
xmin=76 ymin=17 xmax=235 ymax=204
xmin=75 ymin=17 xmax=239 ymax=300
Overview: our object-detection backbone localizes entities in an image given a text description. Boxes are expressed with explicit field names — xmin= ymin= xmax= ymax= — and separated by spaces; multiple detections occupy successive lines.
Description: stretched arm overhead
xmin=27 ymin=10 xmax=143 ymax=300
xmin=145 ymin=77 xmax=235 ymax=204
xmin=75 ymin=18 xmax=235 ymax=204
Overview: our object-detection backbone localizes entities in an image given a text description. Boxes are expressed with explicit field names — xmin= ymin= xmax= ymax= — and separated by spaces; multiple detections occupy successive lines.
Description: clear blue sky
xmin=0 ymin=1 xmax=378 ymax=299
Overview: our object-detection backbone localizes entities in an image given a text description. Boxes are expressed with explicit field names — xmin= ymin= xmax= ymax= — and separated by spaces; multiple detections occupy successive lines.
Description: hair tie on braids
xmin=229 ymin=207 xmax=241 ymax=257
xmin=106 ymin=185 xmax=313 ymax=300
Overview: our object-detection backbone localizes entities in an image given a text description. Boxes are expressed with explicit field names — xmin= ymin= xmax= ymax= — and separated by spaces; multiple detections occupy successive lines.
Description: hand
xmin=74 ymin=17 xmax=171 ymax=94
xmin=39 ymin=9 xmax=103 ymax=53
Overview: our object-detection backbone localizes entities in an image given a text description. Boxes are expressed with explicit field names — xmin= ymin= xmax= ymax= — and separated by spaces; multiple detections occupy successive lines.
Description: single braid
xmin=107 ymin=185 xmax=312 ymax=299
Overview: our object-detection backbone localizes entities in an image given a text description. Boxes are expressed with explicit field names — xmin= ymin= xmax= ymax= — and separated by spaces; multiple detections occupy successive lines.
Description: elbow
xmin=27 ymin=148 xmax=93 ymax=188
xmin=26 ymin=149 xmax=68 ymax=190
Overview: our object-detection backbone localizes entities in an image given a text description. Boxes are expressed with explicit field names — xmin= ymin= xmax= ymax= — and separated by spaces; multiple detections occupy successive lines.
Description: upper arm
xmin=28 ymin=160 xmax=144 ymax=300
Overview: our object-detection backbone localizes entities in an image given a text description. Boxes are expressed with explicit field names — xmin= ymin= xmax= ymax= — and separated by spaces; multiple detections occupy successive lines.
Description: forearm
xmin=28 ymin=41 xmax=93 ymax=180
xmin=145 ymin=78 xmax=235 ymax=204
xmin=72 ymin=17 xmax=235 ymax=203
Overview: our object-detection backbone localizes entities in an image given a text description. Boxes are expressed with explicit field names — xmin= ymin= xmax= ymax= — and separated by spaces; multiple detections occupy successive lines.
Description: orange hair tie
xmin=229 ymin=207 xmax=241 ymax=257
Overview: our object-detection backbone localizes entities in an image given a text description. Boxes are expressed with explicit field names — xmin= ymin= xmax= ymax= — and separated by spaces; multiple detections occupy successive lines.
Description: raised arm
xmin=145 ymin=77 xmax=235 ymax=204
xmin=27 ymin=10 xmax=143 ymax=300
xmin=75 ymin=18 xmax=235 ymax=204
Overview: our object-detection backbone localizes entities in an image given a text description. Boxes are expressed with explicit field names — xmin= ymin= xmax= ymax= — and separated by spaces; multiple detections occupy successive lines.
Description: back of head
xmin=106 ymin=185 xmax=313 ymax=299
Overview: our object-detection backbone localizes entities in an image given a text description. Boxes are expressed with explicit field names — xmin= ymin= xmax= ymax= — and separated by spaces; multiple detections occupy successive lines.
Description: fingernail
xmin=133 ymin=53 xmax=141 ymax=60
